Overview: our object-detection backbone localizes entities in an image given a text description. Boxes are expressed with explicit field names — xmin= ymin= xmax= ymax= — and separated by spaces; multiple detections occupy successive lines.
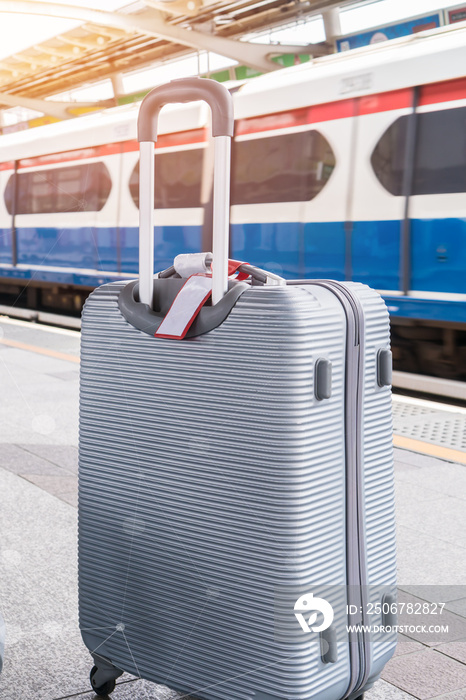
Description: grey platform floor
xmin=0 ymin=317 xmax=465 ymax=700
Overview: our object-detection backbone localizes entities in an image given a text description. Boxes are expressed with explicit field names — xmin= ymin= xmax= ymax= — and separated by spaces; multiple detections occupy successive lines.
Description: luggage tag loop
xmin=155 ymin=256 xmax=286 ymax=340
xmin=155 ymin=274 xmax=212 ymax=340
xmin=170 ymin=253 xmax=285 ymax=285
xmin=154 ymin=259 xmax=257 ymax=340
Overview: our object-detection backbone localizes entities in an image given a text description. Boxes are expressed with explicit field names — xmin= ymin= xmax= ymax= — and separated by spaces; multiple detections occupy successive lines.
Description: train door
xmin=230 ymin=121 xmax=309 ymax=279
xmin=299 ymin=106 xmax=353 ymax=280
xmin=366 ymin=78 xmax=466 ymax=304
xmin=120 ymin=144 xmax=140 ymax=274
xmin=405 ymin=80 xmax=466 ymax=301
xmin=92 ymin=148 xmax=122 ymax=274
xmin=153 ymin=142 xmax=206 ymax=266
xmin=126 ymin=135 xmax=207 ymax=272
xmin=350 ymin=90 xmax=415 ymax=292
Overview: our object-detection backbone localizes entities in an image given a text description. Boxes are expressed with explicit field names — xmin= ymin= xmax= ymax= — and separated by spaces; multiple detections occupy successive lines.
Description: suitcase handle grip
xmin=137 ymin=77 xmax=234 ymax=142
xmin=137 ymin=78 xmax=234 ymax=309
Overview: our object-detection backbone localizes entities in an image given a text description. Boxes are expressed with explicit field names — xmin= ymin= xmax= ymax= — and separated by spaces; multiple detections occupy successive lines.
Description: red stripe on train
xmin=236 ymin=100 xmax=355 ymax=135
xmin=236 ymin=88 xmax=413 ymax=134
xmin=0 ymin=161 xmax=15 ymax=172
xmin=236 ymin=78 xmax=466 ymax=134
xmin=0 ymin=77 xmax=464 ymax=171
xmin=419 ymin=76 xmax=466 ymax=106
xmin=0 ymin=129 xmax=206 ymax=171
xmin=358 ymin=88 xmax=412 ymax=115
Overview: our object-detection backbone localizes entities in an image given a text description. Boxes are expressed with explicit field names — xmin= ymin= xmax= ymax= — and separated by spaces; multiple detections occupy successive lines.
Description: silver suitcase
xmin=78 ymin=79 xmax=397 ymax=700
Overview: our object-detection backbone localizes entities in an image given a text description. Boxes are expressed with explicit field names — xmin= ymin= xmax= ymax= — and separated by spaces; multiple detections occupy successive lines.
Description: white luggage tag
xmin=154 ymin=259 xmax=249 ymax=340
xmin=155 ymin=274 xmax=212 ymax=340
xmin=174 ymin=252 xmax=212 ymax=278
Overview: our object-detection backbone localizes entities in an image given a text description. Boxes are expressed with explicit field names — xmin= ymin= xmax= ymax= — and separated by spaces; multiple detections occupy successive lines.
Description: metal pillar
xmin=111 ymin=72 xmax=124 ymax=99
xmin=322 ymin=7 xmax=341 ymax=45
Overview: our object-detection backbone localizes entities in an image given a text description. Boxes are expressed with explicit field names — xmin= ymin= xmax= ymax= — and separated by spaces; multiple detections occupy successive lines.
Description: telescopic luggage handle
xmin=137 ymin=78 xmax=234 ymax=308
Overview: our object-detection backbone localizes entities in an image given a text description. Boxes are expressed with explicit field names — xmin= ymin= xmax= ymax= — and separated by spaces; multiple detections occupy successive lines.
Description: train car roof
xmin=1 ymin=21 xmax=465 ymax=163
xmin=235 ymin=22 xmax=466 ymax=118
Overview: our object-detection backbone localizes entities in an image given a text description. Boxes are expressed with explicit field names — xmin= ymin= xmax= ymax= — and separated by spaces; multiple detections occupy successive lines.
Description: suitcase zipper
xmin=317 ymin=281 xmax=371 ymax=698
xmin=289 ymin=280 xmax=371 ymax=698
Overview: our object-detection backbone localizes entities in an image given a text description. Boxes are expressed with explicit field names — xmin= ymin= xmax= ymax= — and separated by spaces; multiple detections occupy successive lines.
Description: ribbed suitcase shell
xmin=0 ymin=613 xmax=4 ymax=674
xmin=78 ymin=280 xmax=396 ymax=700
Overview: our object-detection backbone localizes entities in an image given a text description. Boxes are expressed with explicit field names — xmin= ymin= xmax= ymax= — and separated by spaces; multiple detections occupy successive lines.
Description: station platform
xmin=0 ymin=316 xmax=465 ymax=700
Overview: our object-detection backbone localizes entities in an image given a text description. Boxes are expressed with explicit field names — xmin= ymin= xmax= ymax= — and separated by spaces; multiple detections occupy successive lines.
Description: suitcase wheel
xmin=90 ymin=665 xmax=116 ymax=697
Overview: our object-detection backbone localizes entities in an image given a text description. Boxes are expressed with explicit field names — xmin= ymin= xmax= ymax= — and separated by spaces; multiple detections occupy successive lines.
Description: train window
xmin=129 ymin=149 xmax=203 ymax=208
xmin=371 ymin=106 xmax=466 ymax=195
xmin=231 ymin=130 xmax=335 ymax=205
xmin=414 ymin=108 xmax=466 ymax=194
xmin=4 ymin=162 xmax=111 ymax=214
xmin=370 ymin=118 xmax=407 ymax=196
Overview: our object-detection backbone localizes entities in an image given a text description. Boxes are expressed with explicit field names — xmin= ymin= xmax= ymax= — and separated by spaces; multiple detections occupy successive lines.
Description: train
xmin=0 ymin=22 xmax=465 ymax=379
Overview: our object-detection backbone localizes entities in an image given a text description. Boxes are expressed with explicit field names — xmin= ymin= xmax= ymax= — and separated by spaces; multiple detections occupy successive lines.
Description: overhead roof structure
xmin=0 ymin=0 xmax=351 ymax=121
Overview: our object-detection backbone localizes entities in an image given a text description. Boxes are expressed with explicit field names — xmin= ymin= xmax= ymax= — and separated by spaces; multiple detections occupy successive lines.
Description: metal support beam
xmin=110 ymin=72 xmax=124 ymax=99
xmin=0 ymin=60 xmax=32 ymax=78
xmin=33 ymin=44 xmax=78 ymax=60
xmin=56 ymin=34 xmax=106 ymax=51
xmin=11 ymin=52 xmax=53 ymax=68
xmin=0 ymin=0 xmax=328 ymax=73
xmin=322 ymin=7 xmax=341 ymax=43
xmin=0 ymin=91 xmax=99 ymax=118
xmin=145 ymin=0 xmax=202 ymax=18
xmin=83 ymin=24 xmax=129 ymax=41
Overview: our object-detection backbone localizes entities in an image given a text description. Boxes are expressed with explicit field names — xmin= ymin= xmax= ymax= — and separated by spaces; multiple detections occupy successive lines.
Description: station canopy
xmin=0 ymin=0 xmax=354 ymax=123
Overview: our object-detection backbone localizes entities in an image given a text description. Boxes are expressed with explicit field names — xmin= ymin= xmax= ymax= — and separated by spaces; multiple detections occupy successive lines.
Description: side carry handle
xmin=137 ymin=78 xmax=234 ymax=309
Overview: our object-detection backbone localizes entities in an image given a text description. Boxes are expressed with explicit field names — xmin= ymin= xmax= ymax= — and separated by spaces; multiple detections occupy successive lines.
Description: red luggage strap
xmin=227 ymin=259 xmax=249 ymax=280
xmin=155 ymin=259 xmax=247 ymax=340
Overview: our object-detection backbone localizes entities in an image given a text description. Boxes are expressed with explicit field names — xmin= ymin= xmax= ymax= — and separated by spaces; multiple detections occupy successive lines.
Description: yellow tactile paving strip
xmin=0 ymin=338 xmax=80 ymax=364
xmin=393 ymin=434 xmax=466 ymax=465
